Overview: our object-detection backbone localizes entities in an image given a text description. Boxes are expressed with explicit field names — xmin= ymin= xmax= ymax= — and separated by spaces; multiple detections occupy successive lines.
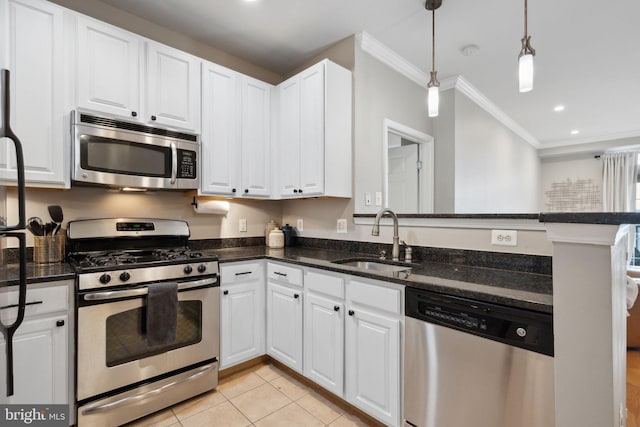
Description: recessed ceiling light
xmin=570 ymin=130 xmax=580 ymax=135
xmin=554 ymin=105 xmax=565 ymax=112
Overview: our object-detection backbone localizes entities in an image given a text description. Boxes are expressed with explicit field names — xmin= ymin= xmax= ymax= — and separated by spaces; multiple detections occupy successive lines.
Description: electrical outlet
xmin=337 ymin=219 xmax=347 ymax=233
xmin=296 ymin=218 xmax=304 ymax=232
xmin=491 ymin=230 xmax=517 ymax=246
xmin=375 ymin=191 xmax=382 ymax=206
xmin=365 ymin=192 xmax=372 ymax=206
xmin=239 ymin=219 xmax=247 ymax=232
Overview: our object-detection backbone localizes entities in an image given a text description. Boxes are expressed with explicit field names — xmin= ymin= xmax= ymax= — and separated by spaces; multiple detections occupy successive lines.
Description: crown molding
xmin=357 ymin=32 xmax=540 ymax=149
xmin=357 ymin=32 xmax=427 ymax=89
xmin=539 ymin=129 xmax=640 ymax=150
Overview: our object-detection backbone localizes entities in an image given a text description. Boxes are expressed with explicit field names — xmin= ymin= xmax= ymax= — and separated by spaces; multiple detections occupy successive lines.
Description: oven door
xmin=76 ymin=277 xmax=219 ymax=401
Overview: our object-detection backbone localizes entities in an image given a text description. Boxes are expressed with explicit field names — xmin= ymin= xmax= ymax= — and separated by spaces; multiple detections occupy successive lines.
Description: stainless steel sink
xmin=332 ymin=258 xmax=412 ymax=273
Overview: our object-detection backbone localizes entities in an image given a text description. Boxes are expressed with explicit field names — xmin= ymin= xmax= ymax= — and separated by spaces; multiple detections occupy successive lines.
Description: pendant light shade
xmin=518 ymin=52 xmax=534 ymax=92
xmin=518 ymin=0 xmax=535 ymax=92
xmin=426 ymin=0 xmax=442 ymax=117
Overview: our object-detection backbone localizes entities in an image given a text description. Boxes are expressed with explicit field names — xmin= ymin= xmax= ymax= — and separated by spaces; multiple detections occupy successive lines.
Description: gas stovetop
xmin=66 ymin=218 xmax=219 ymax=290
xmin=69 ymin=248 xmax=210 ymax=271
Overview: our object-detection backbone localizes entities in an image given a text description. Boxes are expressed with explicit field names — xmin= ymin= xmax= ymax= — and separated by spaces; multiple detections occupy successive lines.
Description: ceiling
xmin=98 ymin=0 xmax=640 ymax=148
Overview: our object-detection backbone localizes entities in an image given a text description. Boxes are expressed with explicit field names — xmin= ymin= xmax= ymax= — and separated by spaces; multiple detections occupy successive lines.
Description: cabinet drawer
xmin=348 ymin=279 xmax=402 ymax=315
xmin=221 ymin=261 xmax=263 ymax=284
xmin=305 ymin=270 xmax=344 ymax=299
xmin=1 ymin=281 xmax=70 ymax=322
xmin=267 ymin=263 xmax=303 ymax=287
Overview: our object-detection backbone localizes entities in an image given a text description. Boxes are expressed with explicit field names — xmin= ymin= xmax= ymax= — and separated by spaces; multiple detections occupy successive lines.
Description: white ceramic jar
xmin=268 ymin=229 xmax=285 ymax=248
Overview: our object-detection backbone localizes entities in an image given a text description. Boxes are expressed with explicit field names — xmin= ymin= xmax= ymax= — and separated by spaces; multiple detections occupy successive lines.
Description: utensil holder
xmin=34 ymin=234 xmax=65 ymax=264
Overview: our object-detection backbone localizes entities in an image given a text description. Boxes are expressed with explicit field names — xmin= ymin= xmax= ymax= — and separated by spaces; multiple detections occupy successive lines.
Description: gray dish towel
xmin=146 ymin=282 xmax=178 ymax=347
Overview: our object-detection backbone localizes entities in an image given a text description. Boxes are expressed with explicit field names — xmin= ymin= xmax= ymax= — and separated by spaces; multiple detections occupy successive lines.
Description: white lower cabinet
xmin=220 ymin=261 xmax=265 ymax=369
xmin=0 ymin=280 xmax=71 ymax=405
xmin=303 ymin=269 xmax=344 ymax=396
xmin=266 ymin=263 xmax=303 ymax=373
xmin=345 ymin=278 xmax=403 ymax=427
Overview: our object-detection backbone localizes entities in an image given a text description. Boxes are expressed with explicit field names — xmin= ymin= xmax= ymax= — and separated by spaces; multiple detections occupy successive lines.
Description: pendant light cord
xmin=523 ymin=0 xmax=528 ymax=38
xmin=431 ymin=9 xmax=436 ymax=73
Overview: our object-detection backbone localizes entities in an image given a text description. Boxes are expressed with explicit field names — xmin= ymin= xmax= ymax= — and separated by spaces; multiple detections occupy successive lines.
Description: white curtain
xmin=602 ymin=151 xmax=638 ymax=212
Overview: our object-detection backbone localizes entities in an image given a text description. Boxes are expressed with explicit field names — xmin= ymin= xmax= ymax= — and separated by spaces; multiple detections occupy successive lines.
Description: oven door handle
xmin=83 ymin=277 xmax=217 ymax=301
xmin=80 ymin=362 xmax=217 ymax=415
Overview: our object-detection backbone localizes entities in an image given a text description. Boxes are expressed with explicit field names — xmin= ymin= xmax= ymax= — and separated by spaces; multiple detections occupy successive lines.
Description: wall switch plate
xmin=375 ymin=192 xmax=382 ymax=206
xmin=491 ymin=229 xmax=517 ymax=246
xmin=365 ymin=192 xmax=372 ymax=206
xmin=239 ymin=219 xmax=247 ymax=232
xmin=337 ymin=219 xmax=347 ymax=234
xmin=296 ymin=218 xmax=304 ymax=232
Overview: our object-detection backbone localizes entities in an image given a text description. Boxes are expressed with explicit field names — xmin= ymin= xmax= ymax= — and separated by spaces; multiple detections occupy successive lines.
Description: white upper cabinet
xmin=0 ymin=0 xmax=68 ymax=188
xmin=200 ymin=61 xmax=241 ymax=196
xmin=241 ymin=76 xmax=271 ymax=197
xmin=76 ymin=15 xmax=140 ymax=120
xmin=145 ymin=41 xmax=200 ymax=132
xmin=276 ymin=59 xmax=352 ymax=199
xmin=76 ymin=16 xmax=200 ymax=133
xmin=200 ymin=63 xmax=272 ymax=198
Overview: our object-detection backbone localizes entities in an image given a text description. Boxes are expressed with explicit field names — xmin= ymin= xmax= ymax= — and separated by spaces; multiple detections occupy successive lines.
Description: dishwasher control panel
xmin=406 ymin=287 xmax=553 ymax=356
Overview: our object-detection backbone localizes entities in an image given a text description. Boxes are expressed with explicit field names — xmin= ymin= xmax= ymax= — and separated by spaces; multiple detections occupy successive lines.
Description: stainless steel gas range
xmin=67 ymin=218 xmax=219 ymax=427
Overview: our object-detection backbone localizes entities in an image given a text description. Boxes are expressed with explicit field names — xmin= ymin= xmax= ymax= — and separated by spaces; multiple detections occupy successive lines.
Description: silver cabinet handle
xmin=84 ymin=277 xmax=217 ymax=301
xmin=170 ymin=142 xmax=177 ymax=184
xmin=81 ymin=363 xmax=217 ymax=415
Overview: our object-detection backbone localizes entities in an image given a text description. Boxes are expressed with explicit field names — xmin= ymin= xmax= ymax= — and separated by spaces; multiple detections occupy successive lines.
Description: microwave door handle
xmin=170 ymin=142 xmax=177 ymax=184
xmin=0 ymin=69 xmax=26 ymax=230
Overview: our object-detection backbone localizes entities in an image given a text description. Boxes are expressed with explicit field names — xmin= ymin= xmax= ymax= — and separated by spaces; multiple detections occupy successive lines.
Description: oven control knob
xmin=119 ymin=272 xmax=131 ymax=282
xmin=184 ymin=265 xmax=193 ymax=274
xmin=99 ymin=273 xmax=111 ymax=284
xmin=197 ymin=264 xmax=207 ymax=273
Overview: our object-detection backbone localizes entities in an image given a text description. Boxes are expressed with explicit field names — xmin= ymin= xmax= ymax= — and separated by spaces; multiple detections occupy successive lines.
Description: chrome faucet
xmin=371 ymin=208 xmax=400 ymax=261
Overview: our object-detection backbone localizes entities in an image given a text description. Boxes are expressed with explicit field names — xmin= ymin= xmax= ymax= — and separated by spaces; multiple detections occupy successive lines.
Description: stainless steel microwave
xmin=72 ymin=110 xmax=199 ymax=190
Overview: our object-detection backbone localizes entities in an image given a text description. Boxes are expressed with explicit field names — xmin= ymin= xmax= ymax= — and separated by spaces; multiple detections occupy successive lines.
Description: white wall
xmin=453 ymin=91 xmax=541 ymax=213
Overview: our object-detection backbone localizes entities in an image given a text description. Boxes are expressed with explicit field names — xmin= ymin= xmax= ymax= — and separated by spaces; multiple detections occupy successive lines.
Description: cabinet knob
xmin=348 ymin=310 xmax=355 ymax=316
xmin=293 ymin=189 xmax=298 ymax=193
xmin=131 ymin=111 xmax=137 ymax=117
xmin=232 ymin=188 xmax=236 ymax=193
xmin=294 ymin=293 xmax=300 ymax=299
xmin=151 ymin=115 xmax=157 ymax=121
xmin=244 ymin=189 xmax=249 ymax=194
xmin=56 ymin=320 xmax=65 ymax=327
xmin=298 ymin=189 xmax=303 ymax=194
xmin=223 ymin=290 xmax=229 ymax=295
xmin=334 ymin=305 xmax=340 ymax=312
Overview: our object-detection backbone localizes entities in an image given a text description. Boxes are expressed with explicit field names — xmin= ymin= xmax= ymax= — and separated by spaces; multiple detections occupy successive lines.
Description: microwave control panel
xmin=177 ymin=150 xmax=197 ymax=179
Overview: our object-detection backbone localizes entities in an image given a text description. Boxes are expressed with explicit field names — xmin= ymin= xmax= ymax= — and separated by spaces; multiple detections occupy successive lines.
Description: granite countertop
xmin=0 ymin=245 xmax=552 ymax=313
xmin=209 ymin=246 xmax=553 ymax=313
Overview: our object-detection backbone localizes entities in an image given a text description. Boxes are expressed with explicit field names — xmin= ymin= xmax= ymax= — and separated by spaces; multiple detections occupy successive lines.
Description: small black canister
xmin=281 ymin=224 xmax=297 ymax=247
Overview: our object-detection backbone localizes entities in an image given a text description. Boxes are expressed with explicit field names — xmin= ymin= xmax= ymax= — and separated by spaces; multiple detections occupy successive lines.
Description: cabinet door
xmin=145 ymin=41 xmax=200 ymax=132
xmin=77 ymin=15 xmax=140 ymax=119
xmin=220 ymin=280 xmax=265 ymax=369
xmin=298 ymin=62 xmax=325 ymax=196
xmin=241 ymin=76 xmax=271 ymax=197
xmin=277 ymin=75 xmax=301 ymax=197
xmin=0 ymin=0 xmax=67 ymax=187
xmin=266 ymin=281 xmax=302 ymax=372
xmin=200 ymin=61 xmax=241 ymax=196
xmin=0 ymin=315 xmax=67 ymax=404
xmin=345 ymin=308 xmax=400 ymax=426
xmin=304 ymin=292 xmax=344 ymax=396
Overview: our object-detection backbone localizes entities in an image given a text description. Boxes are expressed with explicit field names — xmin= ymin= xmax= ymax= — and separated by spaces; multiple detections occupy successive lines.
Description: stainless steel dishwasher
xmin=404 ymin=287 xmax=555 ymax=427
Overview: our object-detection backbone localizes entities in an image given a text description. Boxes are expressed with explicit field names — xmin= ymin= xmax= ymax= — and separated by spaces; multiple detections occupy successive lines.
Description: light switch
xmin=239 ymin=219 xmax=247 ymax=232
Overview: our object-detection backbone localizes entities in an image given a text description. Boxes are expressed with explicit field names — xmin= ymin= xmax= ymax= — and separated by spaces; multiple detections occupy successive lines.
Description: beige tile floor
xmin=125 ymin=362 xmax=379 ymax=427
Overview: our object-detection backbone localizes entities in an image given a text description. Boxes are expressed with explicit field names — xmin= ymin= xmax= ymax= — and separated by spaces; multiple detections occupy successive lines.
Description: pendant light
xmin=425 ymin=0 xmax=442 ymax=117
xmin=518 ymin=0 xmax=535 ymax=92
